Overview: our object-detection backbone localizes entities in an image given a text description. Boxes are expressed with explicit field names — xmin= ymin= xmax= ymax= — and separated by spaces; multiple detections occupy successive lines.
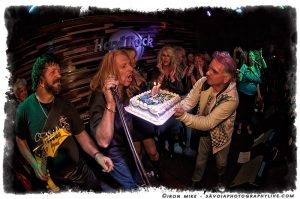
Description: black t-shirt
xmin=89 ymin=91 xmax=134 ymax=163
xmin=15 ymin=93 xmax=85 ymax=176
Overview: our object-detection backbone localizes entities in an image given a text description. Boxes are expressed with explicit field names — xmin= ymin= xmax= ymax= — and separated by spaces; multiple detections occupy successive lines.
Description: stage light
xmin=206 ymin=10 xmax=211 ymax=17
xmin=80 ymin=6 xmax=90 ymax=16
xmin=235 ymin=8 xmax=243 ymax=14
xmin=277 ymin=6 xmax=285 ymax=10
xmin=28 ymin=6 xmax=36 ymax=14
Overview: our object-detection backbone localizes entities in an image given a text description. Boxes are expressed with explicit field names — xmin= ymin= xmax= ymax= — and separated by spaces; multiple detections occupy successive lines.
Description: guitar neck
xmin=35 ymin=151 xmax=59 ymax=192
xmin=39 ymin=151 xmax=47 ymax=174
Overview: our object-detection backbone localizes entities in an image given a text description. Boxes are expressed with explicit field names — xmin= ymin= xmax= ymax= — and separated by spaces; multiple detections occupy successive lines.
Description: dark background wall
xmin=5 ymin=6 xmax=296 ymax=123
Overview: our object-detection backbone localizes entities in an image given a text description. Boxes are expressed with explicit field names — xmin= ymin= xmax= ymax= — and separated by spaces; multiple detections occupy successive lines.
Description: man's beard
xmin=45 ymin=79 xmax=61 ymax=95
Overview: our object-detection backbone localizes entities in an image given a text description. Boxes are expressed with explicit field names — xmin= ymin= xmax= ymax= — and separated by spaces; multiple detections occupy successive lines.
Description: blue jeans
xmin=109 ymin=159 xmax=141 ymax=190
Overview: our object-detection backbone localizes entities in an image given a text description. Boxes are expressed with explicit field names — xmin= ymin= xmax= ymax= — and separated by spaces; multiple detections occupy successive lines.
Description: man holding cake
xmin=174 ymin=51 xmax=239 ymax=191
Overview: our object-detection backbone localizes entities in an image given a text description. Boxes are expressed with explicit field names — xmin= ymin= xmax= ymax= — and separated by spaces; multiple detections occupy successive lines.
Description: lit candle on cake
xmin=151 ymin=82 xmax=157 ymax=96
xmin=157 ymin=82 xmax=161 ymax=94
xmin=151 ymin=81 xmax=160 ymax=96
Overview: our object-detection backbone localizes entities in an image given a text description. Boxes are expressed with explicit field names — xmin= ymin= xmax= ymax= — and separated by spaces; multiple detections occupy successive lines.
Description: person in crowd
xmin=174 ymin=46 xmax=190 ymax=96
xmin=15 ymin=53 xmax=113 ymax=192
xmin=153 ymin=46 xmax=184 ymax=156
xmin=13 ymin=78 xmax=28 ymax=103
xmin=155 ymin=46 xmax=184 ymax=95
xmin=236 ymin=48 xmax=267 ymax=134
xmin=123 ymin=47 xmax=161 ymax=180
xmin=4 ymin=78 xmax=32 ymax=192
xmin=183 ymin=52 xmax=195 ymax=91
xmin=254 ymin=49 xmax=267 ymax=70
xmin=174 ymin=51 xmax=239 ymax=191
xmin=203 ymin=51 xmax=212 ymax=66
xmin=189 ymin=53 xmax=208 ymax=86
xmin=233 ymin=46 xmax=247 ymax=69
xmin=89 ymin=49 xmax=142 ymax=190
xmin=187 ymin=52 xmax=194 ymax=67
xmin=174 ymin=47 xmax=197 ymax=157
xmin=174 ymin=46 xmax=188 ymax=79
xmin=182 ymin=53 xmax=195 ymax=94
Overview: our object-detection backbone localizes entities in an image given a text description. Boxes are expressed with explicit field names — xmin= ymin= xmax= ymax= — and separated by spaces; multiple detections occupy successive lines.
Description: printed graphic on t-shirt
xmin=33 ymin=115 xmax=71 ymax=158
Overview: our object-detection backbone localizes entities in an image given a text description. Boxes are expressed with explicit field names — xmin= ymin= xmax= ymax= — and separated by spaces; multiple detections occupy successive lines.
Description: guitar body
xmin=44 ymin=128 xmax=72 ymax=157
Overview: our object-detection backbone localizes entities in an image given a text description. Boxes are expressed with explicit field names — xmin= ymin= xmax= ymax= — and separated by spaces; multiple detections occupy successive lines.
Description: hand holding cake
xmin=174 ymin=104 xmax=185 ymax=117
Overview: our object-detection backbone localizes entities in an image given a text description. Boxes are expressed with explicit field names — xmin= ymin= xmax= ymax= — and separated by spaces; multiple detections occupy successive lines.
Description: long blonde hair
xmin=157 ymin=46 xmax=180 ymax=81
xmin=90 ymin=50 xmax=129 ymax=91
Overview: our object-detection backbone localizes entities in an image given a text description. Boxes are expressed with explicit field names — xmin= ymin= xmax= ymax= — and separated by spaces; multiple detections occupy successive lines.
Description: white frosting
xmin=129 ymin=89 xmax=180 ymax=122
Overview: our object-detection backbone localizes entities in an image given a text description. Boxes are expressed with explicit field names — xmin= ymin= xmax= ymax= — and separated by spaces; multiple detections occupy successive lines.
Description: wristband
xmin=94 ymin=152 xmax=103 ymax=160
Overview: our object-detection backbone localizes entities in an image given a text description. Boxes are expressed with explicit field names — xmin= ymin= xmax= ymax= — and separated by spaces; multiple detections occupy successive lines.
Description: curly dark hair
xmin=31 ymin=53 xmax=60 ymax=91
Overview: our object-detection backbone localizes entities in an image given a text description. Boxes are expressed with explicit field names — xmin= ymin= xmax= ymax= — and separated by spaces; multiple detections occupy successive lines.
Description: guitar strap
xmin=42 ymin=97 xmax=63 ymax=132
xmin=34 ymin=97 xmax=63 ymax=157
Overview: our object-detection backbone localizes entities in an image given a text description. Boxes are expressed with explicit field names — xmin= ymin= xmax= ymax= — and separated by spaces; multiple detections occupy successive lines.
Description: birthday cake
xmin=126 ymin=89 xmax=181 ymax=125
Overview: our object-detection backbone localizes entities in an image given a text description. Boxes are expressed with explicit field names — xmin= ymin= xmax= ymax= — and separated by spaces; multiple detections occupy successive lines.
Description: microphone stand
xmin=111 ymin=88 xmax=151 ymax=186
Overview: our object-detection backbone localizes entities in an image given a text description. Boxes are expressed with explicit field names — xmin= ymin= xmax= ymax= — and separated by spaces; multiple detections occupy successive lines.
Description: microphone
xmin=110 ymin=87 xmax=118 ymax=95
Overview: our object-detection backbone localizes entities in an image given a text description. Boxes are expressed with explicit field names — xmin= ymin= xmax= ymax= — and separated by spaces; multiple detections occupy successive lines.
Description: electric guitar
xmin=33 ymin=128 xmax=71 ymax=192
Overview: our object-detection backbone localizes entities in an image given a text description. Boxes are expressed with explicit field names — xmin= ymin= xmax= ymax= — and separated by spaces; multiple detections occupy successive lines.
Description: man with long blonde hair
xmin=89 ymin=49 xmax=141 ymax=190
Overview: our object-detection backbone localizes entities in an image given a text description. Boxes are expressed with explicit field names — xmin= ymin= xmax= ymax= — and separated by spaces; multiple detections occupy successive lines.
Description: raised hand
xmin=102 ymin=74 xmax=119 ymax=106
xmin=258 ymin=48 xmax=263 ymax=58
xmin=157 ymin=61 xmax=164 ymax=74
xmin=174 ymin=106 xmax=185 ymax=117
xmin=187 ymin=64 xmax=194 ymax=77
xmin=170 ymin=64 xmax=177 ymax=82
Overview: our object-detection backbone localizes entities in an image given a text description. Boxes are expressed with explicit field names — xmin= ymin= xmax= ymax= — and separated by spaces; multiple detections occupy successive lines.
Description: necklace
xmin=35 ymin=94 xmax=53 ymax=119
xmin=38 ymin=100 xmax=48 ymax=119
